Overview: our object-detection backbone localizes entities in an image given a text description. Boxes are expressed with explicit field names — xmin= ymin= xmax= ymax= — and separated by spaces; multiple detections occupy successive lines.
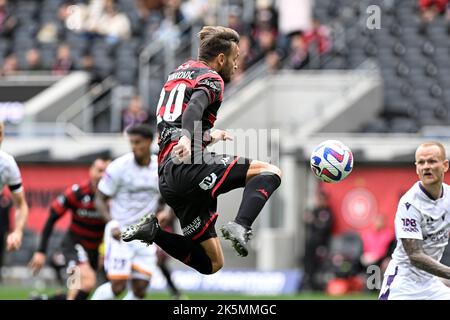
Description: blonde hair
xmin=416 ymin=141 xmax=447 ymax=160
xmin=198 ymin=26 xmax=239 ymax=62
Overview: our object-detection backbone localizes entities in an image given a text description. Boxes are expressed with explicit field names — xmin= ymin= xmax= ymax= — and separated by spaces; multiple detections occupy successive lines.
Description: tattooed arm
xmin=402 ymin=238 xmax=450 ymax=279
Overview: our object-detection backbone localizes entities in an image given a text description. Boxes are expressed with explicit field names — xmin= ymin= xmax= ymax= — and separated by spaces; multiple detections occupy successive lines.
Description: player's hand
xmin=111 ymin=227 xmax=122 ymax=240
xmin=29 ymin=252 xmax=46 ymax=275
xmin=6 ymin=230 xmax=23 ymax=251
xmin=210 ymin=130 xmax=233 ymax=145
xmin=173 ymin=135 xmax=191 ymax=163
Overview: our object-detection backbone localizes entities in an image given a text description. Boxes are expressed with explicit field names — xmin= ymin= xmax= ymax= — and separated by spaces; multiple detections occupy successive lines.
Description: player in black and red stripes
xmin=29 ymin=158 xmax=110 ymax=300
xmin=122 ymin=26 xmax=282 ymax=275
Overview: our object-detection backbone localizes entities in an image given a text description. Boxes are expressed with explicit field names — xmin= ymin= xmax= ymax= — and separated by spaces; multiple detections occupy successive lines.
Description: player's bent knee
xmin=248 ymin=161 xmax=282 ymax=182
xmin=210 ymin=260 xmax=224 ymax=274
xmin=267 ymin=165 xmax=282 ymax=179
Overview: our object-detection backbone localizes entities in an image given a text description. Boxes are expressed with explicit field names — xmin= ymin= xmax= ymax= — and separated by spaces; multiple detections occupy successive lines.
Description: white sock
xmin=122 ymin=290 xmax=142 ymax=300
xmin=90 ymin=282 xmax=115 ymax=300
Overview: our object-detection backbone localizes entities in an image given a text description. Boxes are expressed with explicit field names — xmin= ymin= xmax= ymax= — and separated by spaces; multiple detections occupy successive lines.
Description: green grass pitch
xmin=0 ymin=286 xmax=378 ymax=300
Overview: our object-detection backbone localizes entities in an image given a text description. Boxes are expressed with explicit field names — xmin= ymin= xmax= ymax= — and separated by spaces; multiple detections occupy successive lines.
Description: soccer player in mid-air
xmin=0 ymin=122 xmax=29 ymax=252
xmin=122 ymin=26 xmax=282 ymax=275
xmin=29 ymin=158 xmax=110 ymax=300
xmin=379 ymin=141 xmax=450 ymax=300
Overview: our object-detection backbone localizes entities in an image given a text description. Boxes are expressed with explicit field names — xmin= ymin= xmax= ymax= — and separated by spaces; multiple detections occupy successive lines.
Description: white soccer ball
xmin=310 ymin=140 xmax=354 ymax=183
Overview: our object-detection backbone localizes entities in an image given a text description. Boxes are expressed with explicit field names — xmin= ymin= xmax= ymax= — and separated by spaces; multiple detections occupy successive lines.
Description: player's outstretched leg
xmin=122 ymin=215 xmax=218 ymax=275
xmin=221 ymin=160 xmax=281 ymax=257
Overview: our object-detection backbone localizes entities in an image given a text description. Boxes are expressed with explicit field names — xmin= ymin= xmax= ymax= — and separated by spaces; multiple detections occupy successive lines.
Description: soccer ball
xmin=310 ymin=140 xmax=354 ymax=183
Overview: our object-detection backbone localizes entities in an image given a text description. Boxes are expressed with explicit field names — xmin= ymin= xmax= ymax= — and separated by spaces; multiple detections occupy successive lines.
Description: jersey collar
xmin=418 ymin=182 xmax=444 ymax=201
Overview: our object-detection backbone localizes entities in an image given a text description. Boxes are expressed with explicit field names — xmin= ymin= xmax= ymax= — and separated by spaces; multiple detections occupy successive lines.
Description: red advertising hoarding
xmin=320 ymin=165 xmax=449 ymax=236
xmin=17 ymin=165 xmax=89 ymax=231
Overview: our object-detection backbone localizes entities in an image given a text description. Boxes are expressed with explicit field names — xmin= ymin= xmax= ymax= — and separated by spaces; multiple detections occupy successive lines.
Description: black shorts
xmin=61 ymin=233 xmax=99 ymax=270
xmin=159 ymin=153 xmax=251 ymax=243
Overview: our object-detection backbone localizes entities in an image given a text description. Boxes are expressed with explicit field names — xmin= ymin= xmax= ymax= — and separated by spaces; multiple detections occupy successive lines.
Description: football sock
xmin=74 ymin=290 xmax=90 ymax=300
xmin=90 ymin=282 xmax=115 ymax=300
xmin=235 ymin=173 xmax=281 ymax=229
xmin=159 ymin=262 xmax=180 ymax=296
xmin=155 ymin=230 xmax=212 ymax=274
xmin=122 ymin=291 xmax=142 ymax=300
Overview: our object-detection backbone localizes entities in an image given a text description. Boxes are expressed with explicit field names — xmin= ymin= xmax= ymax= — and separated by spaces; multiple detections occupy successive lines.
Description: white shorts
xmin=104 ymin=221 xmax=157 ymax=281
xmin=379 ymin=263 xmax=450 ymax=300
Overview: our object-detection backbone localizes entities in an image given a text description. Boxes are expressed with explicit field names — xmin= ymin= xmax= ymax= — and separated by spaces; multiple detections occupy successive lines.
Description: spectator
xmin=180 ymin=0 xmax=209 ymax=24
xmin=419 ymin=0 xmax=448 ymax=22
xmin=52 ymin=44 xmax=73 ymax=76
xmin=228 ymin=5 xmax=246 ymax=35
xmin=301 ymin=190 xmax=334 ymax=291
xmin=360 ymin=214 xmax=394 ymax=270
xmin=255 ymin=27 xmax=278 ymax=56
xmin=121 ymin=96 xmax=150 ymax=131
xmin=0 ymin=0 xmax=17 ymax=38
xmin=0 ymin=54 xmax=18 ymax=76
xmin=254 ymin=0 xmax=278 ymax=32
xmin=24 ymin=48 xmax=42 ymax=71
xmin=58 ymin=1 xmax=88 ymax=33
xmin=37 ymin=22 xmax=59 ymax=44
xmin=284 ymin=31 xmax=310 ymax=70
xmin=163 ymin=0 xmax=186 ymax=25
xmin=278 ymin=0 xmax=311 ymax=35
xmin=303 ymin=19 xmax=332 ymax=56
xmin=264 ymin=49 xmax=283 ymax=74
xmin=96 ymin=0 xmax=132 ymax=43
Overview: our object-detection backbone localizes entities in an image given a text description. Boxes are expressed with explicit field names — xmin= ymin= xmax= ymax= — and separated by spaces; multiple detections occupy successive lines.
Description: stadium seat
xmin=388 ymin=117 xmax=419 ymax=133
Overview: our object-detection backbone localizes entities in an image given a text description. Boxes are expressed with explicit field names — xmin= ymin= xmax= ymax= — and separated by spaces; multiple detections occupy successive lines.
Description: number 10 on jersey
xmin=156 ymin=83 xmax=187 ymax=124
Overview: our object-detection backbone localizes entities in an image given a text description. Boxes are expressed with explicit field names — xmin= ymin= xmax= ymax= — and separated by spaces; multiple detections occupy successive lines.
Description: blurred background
xmin=1 ymin=0 xmax=450 ymax=299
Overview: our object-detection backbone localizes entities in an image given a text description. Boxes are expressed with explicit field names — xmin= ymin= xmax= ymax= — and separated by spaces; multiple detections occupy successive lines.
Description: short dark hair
xmin=198 ymin=26 xmax=240 ymax=62
xmin=126 ymin=124 xmax=154 ymax=140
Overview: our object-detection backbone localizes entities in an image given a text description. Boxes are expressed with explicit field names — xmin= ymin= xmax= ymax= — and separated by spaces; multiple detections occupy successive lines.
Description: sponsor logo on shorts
xmin=199 ymin=173 xmax=217 ymax=190
xmin=182 ymin=216 xmax=202 ymax=236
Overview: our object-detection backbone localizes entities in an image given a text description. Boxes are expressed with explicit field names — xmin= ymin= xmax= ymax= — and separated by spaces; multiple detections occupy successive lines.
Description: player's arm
xmin=29 ymin=209 xmax=63 ymax=275
xmin=5 ymin=157 xmax=29 ymax=251
xmin=6 ymin=188 xmax=29 ymax=251
xmin=29 ymin=189 xmax=71 ymax=274
xmin=402 ymin=238 xmax=450 ymax=279
xmin=209 ymin=129 xmax=233 ymax=146
xmin=174 ymin=90 xmax=210 ymax=161
xmin=95 ymin=189 xmax=121 ymax=240
xmin=95 ymin=189 xmax=112 ymax=222
xmin=96 ymin=164 xmax=122 ymax=240
xmin=182 ymin=90 xmax=210 ymax=139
